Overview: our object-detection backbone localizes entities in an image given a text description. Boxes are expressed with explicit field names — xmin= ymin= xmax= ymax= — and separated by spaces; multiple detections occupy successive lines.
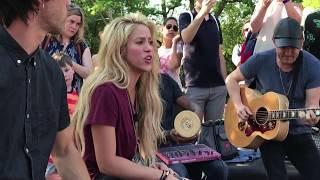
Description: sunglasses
xmin=165 ymin=24 xmax=178 ymax=32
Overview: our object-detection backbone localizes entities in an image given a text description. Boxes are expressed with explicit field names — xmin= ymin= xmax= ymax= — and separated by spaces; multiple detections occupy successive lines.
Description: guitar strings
xmin=244 ymin=108 xmax=318 ymax=115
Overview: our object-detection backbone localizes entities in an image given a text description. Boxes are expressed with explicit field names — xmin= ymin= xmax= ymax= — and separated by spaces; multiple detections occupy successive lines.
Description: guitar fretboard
xmin=269 ymin=108 xmax=320 ymax=120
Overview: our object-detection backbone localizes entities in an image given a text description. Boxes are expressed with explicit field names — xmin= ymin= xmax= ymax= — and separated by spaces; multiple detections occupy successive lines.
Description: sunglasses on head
xmin=68 ymin=3 xmax=82 ymax=11
xmin=165 ymin=24 xmax=178 ymax=32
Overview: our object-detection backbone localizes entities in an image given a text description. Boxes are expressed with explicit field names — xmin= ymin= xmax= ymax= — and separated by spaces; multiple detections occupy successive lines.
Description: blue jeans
xmin=170 ymin=159 xmax=228 ymax=180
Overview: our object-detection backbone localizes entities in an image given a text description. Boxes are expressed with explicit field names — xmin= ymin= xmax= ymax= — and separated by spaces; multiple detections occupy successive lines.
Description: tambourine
xmin=174 ymin=110 xmax=201 ymax=138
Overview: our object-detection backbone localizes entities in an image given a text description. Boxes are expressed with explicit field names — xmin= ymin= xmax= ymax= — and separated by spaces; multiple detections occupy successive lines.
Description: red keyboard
xmin=156 ymin=144 xmax=221 ymax=165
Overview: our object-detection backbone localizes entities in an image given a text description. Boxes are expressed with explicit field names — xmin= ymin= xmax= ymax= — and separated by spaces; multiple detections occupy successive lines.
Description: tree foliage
xmin=218 ymin=1 xmax=255 ymax=73
xmin=74 ymin=0 xmax=313 ymax=74
xmin=303 ymin=0 xmax=320 ymax=9
xmin=74 ymin=0 xmax=152 ymax=53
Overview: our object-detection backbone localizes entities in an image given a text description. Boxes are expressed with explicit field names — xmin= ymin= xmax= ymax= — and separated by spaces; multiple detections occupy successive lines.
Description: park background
xmin=74 ymin=0 xmax=320 ymax=73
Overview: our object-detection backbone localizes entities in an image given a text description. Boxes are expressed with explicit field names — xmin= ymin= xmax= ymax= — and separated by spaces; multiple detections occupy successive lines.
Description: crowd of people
xmin=0 ymin=0 xmax=319 ymax=180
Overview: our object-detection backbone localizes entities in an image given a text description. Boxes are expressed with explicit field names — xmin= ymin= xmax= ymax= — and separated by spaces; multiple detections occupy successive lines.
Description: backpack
xmin=199 ymin=119 xmax=239 ymax=160
xmin=240 ymin=31 xmax=258 ymax=64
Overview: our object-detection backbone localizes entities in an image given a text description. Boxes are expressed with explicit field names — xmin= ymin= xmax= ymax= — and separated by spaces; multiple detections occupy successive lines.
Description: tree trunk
xmin=161 ymin=0 xmax=167 ymax=19
xmin=189 ymin=0 xmax=194 ymax=10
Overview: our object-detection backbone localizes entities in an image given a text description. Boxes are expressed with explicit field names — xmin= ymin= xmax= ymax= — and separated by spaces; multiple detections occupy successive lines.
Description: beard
xmin=38 ymin=8 xmax=66 ymax=35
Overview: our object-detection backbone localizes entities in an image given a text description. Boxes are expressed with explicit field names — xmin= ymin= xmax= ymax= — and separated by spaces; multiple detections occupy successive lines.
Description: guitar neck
xmin=269 ymin=108 xmax=320 ymax=120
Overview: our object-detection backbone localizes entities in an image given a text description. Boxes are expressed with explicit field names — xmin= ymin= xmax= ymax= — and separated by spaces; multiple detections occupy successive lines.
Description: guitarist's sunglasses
xmin=165 ymin=24 xmax=178 ymax=32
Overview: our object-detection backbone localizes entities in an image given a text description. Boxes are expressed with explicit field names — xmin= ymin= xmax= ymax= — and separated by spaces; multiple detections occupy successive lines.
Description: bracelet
xmin=283 ymin=0 xmax=290 ymax=4
xmin=163 ymin=170 xmax=170 ymax=180
xmin=159 ymin=170 xmax=165 ymax=180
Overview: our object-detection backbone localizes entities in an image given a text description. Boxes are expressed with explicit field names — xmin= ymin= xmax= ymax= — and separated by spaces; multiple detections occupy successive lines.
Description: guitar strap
xmin=288 ymin=50 xmax=303 ymax=100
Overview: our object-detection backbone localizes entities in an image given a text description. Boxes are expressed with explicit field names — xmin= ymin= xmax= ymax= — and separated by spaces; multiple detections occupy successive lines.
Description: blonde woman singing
xmin=72 ymin=13 xmax=178 ymax=180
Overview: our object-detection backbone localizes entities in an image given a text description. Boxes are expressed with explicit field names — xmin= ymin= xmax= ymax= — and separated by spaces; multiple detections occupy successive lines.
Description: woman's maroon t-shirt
xmin=83 ymin=82 xmax=137 ymax=178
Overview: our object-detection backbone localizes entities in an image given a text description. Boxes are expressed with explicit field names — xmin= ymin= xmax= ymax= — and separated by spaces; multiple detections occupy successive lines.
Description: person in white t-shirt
xmin=158 ymin=17 xmax=183 ymax=88
xmin=250 ymin=0 xmax=302 ymax=54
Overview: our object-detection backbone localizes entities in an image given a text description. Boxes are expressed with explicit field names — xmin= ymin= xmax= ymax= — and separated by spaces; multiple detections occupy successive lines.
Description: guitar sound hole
xmin=255 ymin=107 xmax=268 ymax=125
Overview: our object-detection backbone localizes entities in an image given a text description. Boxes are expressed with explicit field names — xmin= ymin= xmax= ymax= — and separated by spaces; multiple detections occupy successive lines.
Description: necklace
xmin=126 ymin=90 xmax=139 ymax=153
xmin=278 ymin=67 xmax=293 ymax=96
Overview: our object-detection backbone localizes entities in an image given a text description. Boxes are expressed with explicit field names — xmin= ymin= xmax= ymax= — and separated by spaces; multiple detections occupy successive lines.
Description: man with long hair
xmin=0 ymin=0 xmax=89 ymax=179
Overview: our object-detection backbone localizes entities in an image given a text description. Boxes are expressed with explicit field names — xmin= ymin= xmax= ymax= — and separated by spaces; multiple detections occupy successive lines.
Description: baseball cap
xmin=273 ymin=17 xmax=303 ymax=49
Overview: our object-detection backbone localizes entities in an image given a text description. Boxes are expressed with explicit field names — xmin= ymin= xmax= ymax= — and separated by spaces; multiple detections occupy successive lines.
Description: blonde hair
xmin=72 ymin=13 xmax=164 ymax=162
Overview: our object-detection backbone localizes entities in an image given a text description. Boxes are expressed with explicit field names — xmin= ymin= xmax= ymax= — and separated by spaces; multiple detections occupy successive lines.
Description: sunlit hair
xmin=72 ymin=13 xmax=164 ymax=162
xmin=52 ymin=52 xmax=73 ymax=68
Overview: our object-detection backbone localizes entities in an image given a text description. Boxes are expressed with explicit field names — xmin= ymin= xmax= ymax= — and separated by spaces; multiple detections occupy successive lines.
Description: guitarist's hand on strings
xmin=303 ymin=106 xmax=320 ymax=126
xmin=235 ymin=104 xmax=253 ymax=122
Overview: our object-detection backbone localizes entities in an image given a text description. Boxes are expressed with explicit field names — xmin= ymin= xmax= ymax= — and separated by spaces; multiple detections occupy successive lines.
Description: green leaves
xmin=74 ymin=0 xmax=314 ymax=74
xmin=303 ymin=0 xmax=320 ymax=9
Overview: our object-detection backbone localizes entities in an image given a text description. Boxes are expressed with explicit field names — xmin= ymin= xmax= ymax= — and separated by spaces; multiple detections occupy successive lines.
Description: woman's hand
xmin=151 ymin=163 xmax=180 ymax=179
xmin=150 ymin=162 xmax=169 ymax=171
xmin=172 ymin=35 xmax=181 ymax=45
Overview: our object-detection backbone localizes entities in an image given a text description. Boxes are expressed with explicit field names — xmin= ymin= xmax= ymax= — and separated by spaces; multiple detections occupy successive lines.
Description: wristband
xmin=159 ymin=170 xmax=165 ymax=180
xmin=163 ymin=170 xmax=170 ymax=180
xmin=283 ymin=0 xmax=290 ymax=4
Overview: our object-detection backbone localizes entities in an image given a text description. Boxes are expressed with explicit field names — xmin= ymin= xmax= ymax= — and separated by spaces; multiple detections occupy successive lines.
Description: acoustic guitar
xmin=224 ymin=87 xmax=320 ymax=149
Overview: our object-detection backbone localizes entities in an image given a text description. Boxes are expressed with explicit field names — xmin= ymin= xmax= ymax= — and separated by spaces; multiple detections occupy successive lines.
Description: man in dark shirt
xmin=0 ymin=0 xmax=89 ymax=179
xmin=159 ymin=73 xmax=228 ymax=180
xmin=179 ymin=0 xmax=227 ymax=146
xmin=304 ymin=10 xmax=320 ymax=60
xmin=160 ymin=73 xmax=193 ymax=131
xmin=226 ymin=17 xmax=320 ymax=180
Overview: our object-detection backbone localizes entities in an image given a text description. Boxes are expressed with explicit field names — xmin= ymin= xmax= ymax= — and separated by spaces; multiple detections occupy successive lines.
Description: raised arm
xmin=167 ymin=36 xmax=183 ymax=70
xmin=180 ymin=0 xmax=216 ymax=44
xmin=250 ymin=0 xmax=272 ymax=33
xmin=284 ymin=1 xmax=302 ymax=23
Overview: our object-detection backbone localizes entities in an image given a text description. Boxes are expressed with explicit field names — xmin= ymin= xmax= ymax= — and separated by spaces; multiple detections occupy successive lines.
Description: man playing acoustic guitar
xmin=226 ymin=17 xmax=320 ymax=180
